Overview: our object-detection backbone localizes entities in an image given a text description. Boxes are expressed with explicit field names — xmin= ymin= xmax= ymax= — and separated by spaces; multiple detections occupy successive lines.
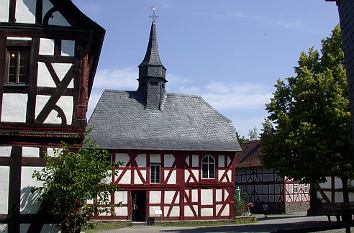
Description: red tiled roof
xmin=236 ymin=140 xmax=262 ymax=168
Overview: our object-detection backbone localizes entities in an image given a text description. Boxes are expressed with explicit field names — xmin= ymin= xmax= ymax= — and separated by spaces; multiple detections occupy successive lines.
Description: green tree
xmin=260 ymin=25 xmax=354 ymax=209
xmin=248 ymin=127 xmax=259 ymax=140
xmin=32 ymin=140 xmax=118 ymax=233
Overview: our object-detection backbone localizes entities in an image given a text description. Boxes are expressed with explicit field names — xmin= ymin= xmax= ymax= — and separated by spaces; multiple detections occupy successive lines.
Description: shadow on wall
xmin=20 ymin=186 xmax=42 ymax=215
xmin=23 ymin=0 xmax=36 ymax=15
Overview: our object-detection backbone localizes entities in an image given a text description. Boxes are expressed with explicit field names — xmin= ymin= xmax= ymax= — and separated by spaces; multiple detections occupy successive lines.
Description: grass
xmin=86 ymin=222 xmax=131 ymax=233
xmin=86 ymin=217 xmax=256 ymax=232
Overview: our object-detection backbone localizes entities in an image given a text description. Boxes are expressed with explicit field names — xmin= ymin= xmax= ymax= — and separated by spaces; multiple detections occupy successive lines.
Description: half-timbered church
xmin=0 ymin=0 xmax=104 ymax=232
xmin=88 ymin=19 xmax=242 ymax=221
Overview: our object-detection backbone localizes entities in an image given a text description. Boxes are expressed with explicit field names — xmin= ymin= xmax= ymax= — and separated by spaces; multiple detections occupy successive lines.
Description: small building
xmin=0 ymin=0 xmax=104 ymax=232
xmin=236 ymin=140 xmax=310 ymax=214
xmin=88 ymin=20 xmax=241 ymax=221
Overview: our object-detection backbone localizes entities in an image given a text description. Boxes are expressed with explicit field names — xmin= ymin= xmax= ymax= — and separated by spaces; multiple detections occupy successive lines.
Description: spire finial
xmin=150 ymin=7 xmax=158 ymax=23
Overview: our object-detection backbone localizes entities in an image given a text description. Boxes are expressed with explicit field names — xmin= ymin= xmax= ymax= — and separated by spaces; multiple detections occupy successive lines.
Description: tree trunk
xmin=341 ymin=176 xmax=351 ymax=233
xmin=308 ymin=182 xmax=321 ymax=216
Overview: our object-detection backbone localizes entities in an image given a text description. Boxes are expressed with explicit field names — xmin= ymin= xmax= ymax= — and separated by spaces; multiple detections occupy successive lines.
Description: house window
xmin=5 ymin=46 xmax=31 ymax=85
xmin=293 ymin=184 xmax=299 ymax=193
xmin=150 ymin=163 xmax=161 ymax=183
xmin=202 ymin=155 xmax=215 ymax=179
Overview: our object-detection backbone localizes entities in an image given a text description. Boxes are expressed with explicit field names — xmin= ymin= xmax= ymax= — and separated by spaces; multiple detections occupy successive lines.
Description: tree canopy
xmin=32 ymin=140 xmax=118 ymax=233
xmin=260 ymin=26 xmax=354 ymax=189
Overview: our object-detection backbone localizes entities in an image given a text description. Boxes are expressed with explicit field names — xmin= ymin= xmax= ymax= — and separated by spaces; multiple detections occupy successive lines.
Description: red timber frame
xmin=92 ymin=150 xmax=236 ymax=221
xmin=0 ymin=1 xmax=105 ymax=232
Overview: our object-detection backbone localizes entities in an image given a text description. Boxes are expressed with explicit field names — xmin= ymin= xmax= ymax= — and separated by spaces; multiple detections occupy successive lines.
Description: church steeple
xmin=138 ymin=12 xmax=167 ymax=110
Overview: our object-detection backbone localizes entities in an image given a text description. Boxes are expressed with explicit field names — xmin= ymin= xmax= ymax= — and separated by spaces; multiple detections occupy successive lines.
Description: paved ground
xmin=97 ymin=213 xmax=353 ymax=233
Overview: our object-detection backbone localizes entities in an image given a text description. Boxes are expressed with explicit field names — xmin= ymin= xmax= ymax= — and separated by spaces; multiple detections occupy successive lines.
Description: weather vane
xmin=150 ymin=7 xmax=158 ymax=23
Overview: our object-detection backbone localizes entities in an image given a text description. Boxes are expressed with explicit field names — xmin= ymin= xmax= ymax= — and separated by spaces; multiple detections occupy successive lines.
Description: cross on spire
xmin=150 ymin=7 xmax=158 ymax=23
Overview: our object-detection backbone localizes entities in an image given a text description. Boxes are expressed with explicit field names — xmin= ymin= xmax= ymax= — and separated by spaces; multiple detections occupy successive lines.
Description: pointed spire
xmin=139 ymin=21 xmax=164 ymax=67
xmin=137 ymin=11 xmax=167 ymax=110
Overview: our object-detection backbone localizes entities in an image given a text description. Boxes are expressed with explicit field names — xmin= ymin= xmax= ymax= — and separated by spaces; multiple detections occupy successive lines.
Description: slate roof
xmin=88 ymin=90 xmax=241 ymax=152
xmin=236 ymin=140 xmax=262 ymax=168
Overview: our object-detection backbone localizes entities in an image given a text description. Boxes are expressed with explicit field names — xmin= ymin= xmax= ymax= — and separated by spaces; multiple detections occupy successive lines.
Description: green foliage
xmin=248 ymin=127 xmax=259 ymax=140
xmin=32 ymin=140 xmax=118 ymax=233
xmin=234 ymin=187 xmax=250 ymax=216
xmin=260 ymin=25 xmax=354 ymax=186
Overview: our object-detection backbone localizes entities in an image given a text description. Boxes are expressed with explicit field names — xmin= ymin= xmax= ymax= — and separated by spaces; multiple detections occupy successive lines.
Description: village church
xmin=88 ymin=17 xmax=242 ymax=221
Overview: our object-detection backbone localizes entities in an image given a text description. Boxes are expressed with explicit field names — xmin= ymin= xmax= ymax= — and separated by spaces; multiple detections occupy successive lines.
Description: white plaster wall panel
xmin=216 ymin=204 xmax=222 ymax=216
xmin=61 ymin=40 xmax=75 ymax=56
xmin=0 ymin=167 xmax=10 ymax=214
xmin=0 ymin=0 xmax=10 ymax=22
xmin=192 ymin=189 xmax=198 ymax=202
xmin=0 ymin=146 xmax=11 ymax=157
xmin=1 ymin=94 xmax=28 ymax=123
xmin=37 ymin=62 xmax=56 ymax=87
xmin=184 ymin=170 xmax=189 ymax=182
xmin=349 ymin=193 xmax=354 ymax=202
xmin=285 ymin=195 xmax=291 ymax=202
xmin=7 ymin=37 xmax=32 ymax=41
xmin=224 ymin=189 xmax=230 ymax=200
xmin=22 ymin=147 xmax=40 ymax=158
xmin=46 ymin=148 xmax=61 ymax=157
xmin=40 ymin=224 xmax=60 ymax=233
xmin=35 ymin=95 xmax=73 ymax=125
xmin=117 ymin=170 xmax=131 ymax=184
xmin=227 ymin=156 xmax=231 ymax=166
xmin=216 ymin=189 xmax=222 ymax=202
xmin=114 ymin=206 xmax=128 ymax=216
xmin=39 ymin=38 xmax=54 ymax=56
xmin=52 ymin=63 xmax=74 ymax=88
xmin=192 ymin=155 xmax=199 ymax=167
xmin=201 ymin=189 xmax=213 ymax=205
xmin=201 ymin=208 xmax=213 ymax=217
xmin=150 ymin=191 xmax=161 ymax=204
xmin=221 ymin=204 xmax=229 ymax=216
xmin=334 ymin=177 xmax=343 ymax=189
xmin=115 ymin=153 xmax=130 ymax=166
xmin=164 ymin=191 xmax=179 ymax=204
xmin=184 ymin=206 xmax=194 ymax=217
xmin=166 ymin=170 xmax=176 ymax=184
xmin=115 ymin=191 xmax=128 ymax=205
xmin=87 ymin=199 xmax=94 ymax=205
xmin=185 ymin=156 xmax=189 ymax=166
xmin=164 ymin=206 xmax=180 ymax=217
xmin=134 ymin=170 xmax=145 ymax=184
xmin=135 ymin=154 xmax=146 ymax=167
xmin=150 ymin=154 xmax=160 ymax=163
xmin=0 ymin=224 xmax=7 ymax=233
xmin=218 ymin=170 xmax=225 ymax=182
xmin=218 ymin=155 xmax=225 ymax=168
xmin=227 ymin=170 xmax=232 ymax=182
xmin=48 ymin=11 xmax=71 ymax=26
xmin=20 ymin=167 xmax=44 ymax=214
xmin=42 ymin=0 xmax=54 ymax=20
xmin=192 ymin=170 xmax=199 ymax=181
xmin=20 ymin=224 xmax=29 ymax=233
xmin=149 ymin=206 xmax=161 ymax=217
xmin=164 ymin=154 xmax=174 ymax=167
xmin=335 ymin=192 xmax=344 ymax=203
xmin=101 ymin=173 xmax=112 ymax=185
xmin=15 ymin=0 xmax=36 ymax=24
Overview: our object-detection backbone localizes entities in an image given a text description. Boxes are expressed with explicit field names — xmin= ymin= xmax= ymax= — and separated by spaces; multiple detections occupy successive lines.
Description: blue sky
xmin=72 ymin=0 xmax=339 ymax=137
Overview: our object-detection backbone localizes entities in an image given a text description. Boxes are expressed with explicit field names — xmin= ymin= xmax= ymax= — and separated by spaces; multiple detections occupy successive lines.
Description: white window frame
xmin=201 ymin=155 xmax=215 ymax=179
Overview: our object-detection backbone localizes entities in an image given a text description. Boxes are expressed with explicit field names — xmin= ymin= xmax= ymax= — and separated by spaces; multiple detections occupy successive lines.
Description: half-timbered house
xmin=0 ymin=0 xmax=104 ymax=232
xmin=88 ymin=20 xmax=241 ymax=221
xmin=236 ymin=140 xmax=310 ymax=214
